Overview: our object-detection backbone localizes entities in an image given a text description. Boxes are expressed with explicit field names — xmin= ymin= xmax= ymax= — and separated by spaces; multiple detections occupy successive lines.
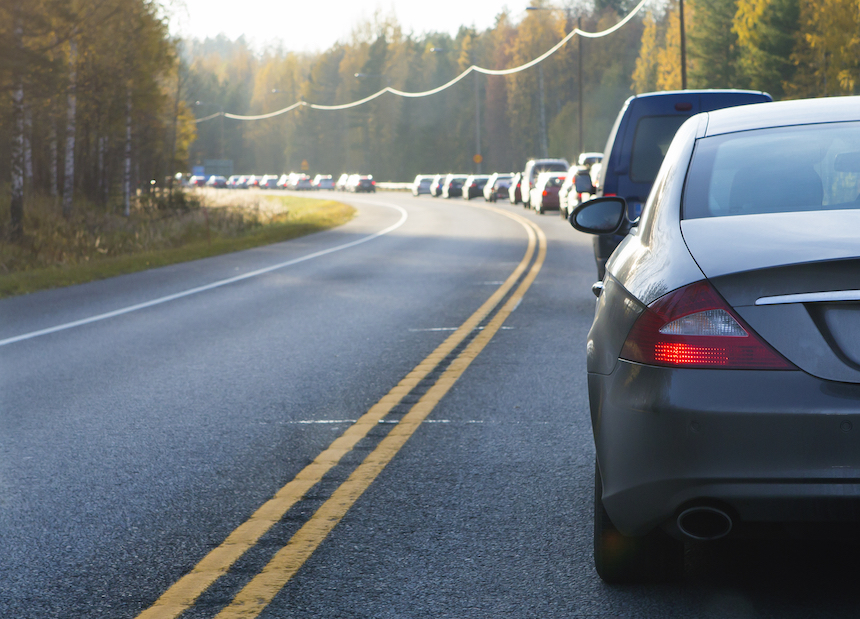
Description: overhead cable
xmin=196 ymin=0 xmax=649 ymax=124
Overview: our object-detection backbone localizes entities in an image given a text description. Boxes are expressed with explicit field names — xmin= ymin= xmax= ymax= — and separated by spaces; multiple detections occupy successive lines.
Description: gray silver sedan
xmin=571 ymin=96 xmax=860 ymax=583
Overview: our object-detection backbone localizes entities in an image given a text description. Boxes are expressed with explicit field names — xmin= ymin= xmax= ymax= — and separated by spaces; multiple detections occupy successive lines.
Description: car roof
xmin=703 ymin=95 xmax=860 ymax=137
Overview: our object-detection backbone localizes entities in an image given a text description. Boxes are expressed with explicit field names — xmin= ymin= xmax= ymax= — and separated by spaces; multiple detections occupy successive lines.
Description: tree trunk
xmin=49 ymin=120 xmax=59 ymax=198
xmin=10 ymin=12 xmax=25 ymax=240
xmin=124 ymin=85 xmax=132 ymax=217
xmin=98 ymin=135 xmax=106 ymax=203
xmin=62 ymin=38 xmax=77 ymax=218
xmin=24 ymin=105 xmax=33 ymax=189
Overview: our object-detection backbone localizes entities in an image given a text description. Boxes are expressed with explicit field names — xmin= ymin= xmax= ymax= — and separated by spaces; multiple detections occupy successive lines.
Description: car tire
xmin=593 ymin=460 xmax=684 ymax=584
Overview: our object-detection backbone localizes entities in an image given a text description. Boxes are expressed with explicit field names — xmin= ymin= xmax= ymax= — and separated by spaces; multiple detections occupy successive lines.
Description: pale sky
xmin=169 ymin=0 xmax=534 ymax=53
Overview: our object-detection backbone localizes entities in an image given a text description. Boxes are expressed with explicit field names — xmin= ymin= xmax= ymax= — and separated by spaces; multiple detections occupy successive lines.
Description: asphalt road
xmin=2 ymin=190 xmax=859 ymax=618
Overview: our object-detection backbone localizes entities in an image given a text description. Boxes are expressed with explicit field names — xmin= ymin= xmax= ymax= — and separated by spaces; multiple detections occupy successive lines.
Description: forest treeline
xmin=187 ymin=0 xmax=859 ymax=182
xmin=3 ymin=0 xmax=860 ymax=240
xmin=0 ymin=0 xmax=194 ymax=240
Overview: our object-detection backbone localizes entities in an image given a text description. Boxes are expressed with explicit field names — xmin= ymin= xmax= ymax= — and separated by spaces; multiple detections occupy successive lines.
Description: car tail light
xmin=542 ymin=190 xmax=548 ymax=196
xmin=620 ymin=281 xmax=794 ymax=369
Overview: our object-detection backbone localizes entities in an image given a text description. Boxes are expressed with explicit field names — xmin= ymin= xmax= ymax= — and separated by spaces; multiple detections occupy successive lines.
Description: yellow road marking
xmin=214 ymin=212 xmax=546 ymax=618
xmin=136 ymin=206 xmax=540 ymax=619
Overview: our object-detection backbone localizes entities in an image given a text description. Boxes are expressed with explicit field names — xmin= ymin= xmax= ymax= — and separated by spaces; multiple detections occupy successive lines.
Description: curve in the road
xmin=136 ymin=204 xmax=547 ymax=619
xmin=0 ymin=202 xmax=408 ymax=348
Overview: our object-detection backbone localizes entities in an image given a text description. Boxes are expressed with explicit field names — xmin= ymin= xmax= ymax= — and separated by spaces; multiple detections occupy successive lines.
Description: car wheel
xmin=593 ymin=460 xmax=683 ymax=584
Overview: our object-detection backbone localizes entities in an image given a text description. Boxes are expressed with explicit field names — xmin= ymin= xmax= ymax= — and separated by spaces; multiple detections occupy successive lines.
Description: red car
xmin=531 ymin=171 xmax=566 ymax=214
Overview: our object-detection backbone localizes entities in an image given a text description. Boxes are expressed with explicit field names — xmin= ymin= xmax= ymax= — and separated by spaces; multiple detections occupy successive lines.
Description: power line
xmin=196 ymin=0 xmax=649 ymax=124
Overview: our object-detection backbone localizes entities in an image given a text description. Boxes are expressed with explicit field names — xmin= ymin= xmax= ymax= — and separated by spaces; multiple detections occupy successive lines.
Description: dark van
xmin=579 ymin=90 xmax=773 ymax=278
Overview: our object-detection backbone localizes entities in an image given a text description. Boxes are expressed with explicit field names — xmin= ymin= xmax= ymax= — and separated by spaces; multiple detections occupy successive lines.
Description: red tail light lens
xmin=620 ymin=281 xmax=794 ymax=369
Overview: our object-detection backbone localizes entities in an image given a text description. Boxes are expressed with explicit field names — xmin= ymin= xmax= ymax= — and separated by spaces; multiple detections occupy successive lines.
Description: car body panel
xmin=582 ymin=96 xmax=860 ymax=542
xmin=591 ymin=362 xmax=860 ymax=536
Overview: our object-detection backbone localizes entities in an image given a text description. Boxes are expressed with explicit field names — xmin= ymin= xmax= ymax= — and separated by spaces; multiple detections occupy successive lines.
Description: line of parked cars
xmin=409 ymin=153 xmax=603 ymax=217
xmin=193 ymin=173 xmax=341 ymax=191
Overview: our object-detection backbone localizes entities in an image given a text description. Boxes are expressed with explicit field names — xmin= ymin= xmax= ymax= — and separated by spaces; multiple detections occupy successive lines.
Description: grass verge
xmin=0 ymin=191 xmax=355 ymax=298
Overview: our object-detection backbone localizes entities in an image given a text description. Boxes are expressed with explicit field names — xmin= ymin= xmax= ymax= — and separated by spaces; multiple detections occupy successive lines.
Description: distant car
xmin=226 ymin=175 xmax=242 ymax=188
xmin=582 ymin=89 xmax=773 ymax=279
xmin=462 ymin=174 xmax=491 ymax=200
xmin=570 ymin=95 xmax=860 ymax=584
xmin=441 ymin=174 xmax=468 ymax=198
xmin=259 ymin=175 xmax=279 ymax=189
xmin=530 ymin=171 xmax=565 ymax=214
xmin=294 ymin=174 xmax=313 ymax=190
xmin=246 ymin=175 xmax=261 ymax=188
xmin=484 ymin=173 xmax=513 ymax=202
xmin=313 ymin=174 xmax=335 ymax=190
xmin=560 ymin=153 xmax=604 ymax=218
xmin=429 ymin=174 xmax=446 ymax=197
xmin=521 ymin=158 xmax=569 ymax=209
xmin=508 ymin=173 xmax=523 ymax=204
xmin=189 ymin=175 xmax=207 ymax=187
xmin=335 ymin=173 xmax=351 ymax=191
xmin=411 ymin=175 xmax=434 ymax=196
xmin=347 ymin=175 xmax=375 ymax=193
xmin=205 ymin=175 xmax=227 ymax=188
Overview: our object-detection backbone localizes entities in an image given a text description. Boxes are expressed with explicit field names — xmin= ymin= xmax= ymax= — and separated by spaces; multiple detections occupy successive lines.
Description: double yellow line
xmin=137 ymin=205 xmax=546 ymax=619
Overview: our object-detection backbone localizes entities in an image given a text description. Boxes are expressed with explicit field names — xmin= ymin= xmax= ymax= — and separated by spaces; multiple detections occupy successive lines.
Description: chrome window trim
xmin=756 ymin=290 xmax=860 ymax=305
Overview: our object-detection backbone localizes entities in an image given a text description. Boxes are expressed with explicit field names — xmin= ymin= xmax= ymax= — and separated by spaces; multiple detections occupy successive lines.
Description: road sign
xmin=473 ymin=154 xmax=483 ymax=164
xmin=301 ymin=159 xmax=309 ymax=171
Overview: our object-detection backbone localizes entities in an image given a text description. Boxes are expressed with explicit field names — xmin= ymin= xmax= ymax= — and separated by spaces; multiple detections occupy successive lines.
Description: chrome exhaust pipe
xmin=677 ymin=506 xmax=733 ymax=541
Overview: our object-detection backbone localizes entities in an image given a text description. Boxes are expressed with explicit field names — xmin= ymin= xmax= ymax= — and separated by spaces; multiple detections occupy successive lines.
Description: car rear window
xmin=535 ymin=163 xmax=567 ymax=176
xmin=683 ymin=122 xmax=860 ymax=219
xmin=630 ymin=115 xmax=689 ymax=183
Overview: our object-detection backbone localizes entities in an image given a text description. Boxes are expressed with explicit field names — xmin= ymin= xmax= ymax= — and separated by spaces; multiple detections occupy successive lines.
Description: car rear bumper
xmin=590 ymin=361 xmax=860 ymax=536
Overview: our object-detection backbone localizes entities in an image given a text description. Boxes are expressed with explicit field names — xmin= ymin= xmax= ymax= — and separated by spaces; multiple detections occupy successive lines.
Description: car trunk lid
xmin=681 ymin=210 xmax=860 ymax=383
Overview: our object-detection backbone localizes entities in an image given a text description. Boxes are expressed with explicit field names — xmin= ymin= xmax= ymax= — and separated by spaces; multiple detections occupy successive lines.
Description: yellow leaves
xmin=734 ymin=0 xmax=771 ymax=48
xmin=790 ymin=0 xmax=860 ymax=97
xmin=632 ymin=3 xmax=688 ymax=93
xmin=633 ymin=13 xmax=659 ymax=92
xmin=657 ymin=7 xmax=683 ymax=90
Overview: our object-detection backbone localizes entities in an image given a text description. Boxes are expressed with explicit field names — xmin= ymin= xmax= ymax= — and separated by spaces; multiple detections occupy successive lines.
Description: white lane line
xmin=1 ymin=203 xmax=408 ymax=347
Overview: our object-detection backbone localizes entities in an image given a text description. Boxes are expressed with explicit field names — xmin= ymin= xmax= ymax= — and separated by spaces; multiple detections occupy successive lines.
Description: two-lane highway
xmin=2 ymin=191 xmax=859 ymax=618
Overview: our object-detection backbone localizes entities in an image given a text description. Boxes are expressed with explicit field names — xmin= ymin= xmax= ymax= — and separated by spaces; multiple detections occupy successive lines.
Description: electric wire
xmin=196 ymin=0 xmax=649 ymax=123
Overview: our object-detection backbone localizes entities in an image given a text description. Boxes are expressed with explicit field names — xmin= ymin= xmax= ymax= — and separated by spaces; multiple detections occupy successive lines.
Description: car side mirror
xmin=569 ymin=196 xmax=629 ymax=235
xmin=574 ymin=171 xmax=595 ymax=194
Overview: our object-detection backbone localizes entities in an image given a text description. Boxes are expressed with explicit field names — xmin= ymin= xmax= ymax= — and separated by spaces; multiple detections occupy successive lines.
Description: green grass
xmin=0 ymin=191 xmax=355 ymax=298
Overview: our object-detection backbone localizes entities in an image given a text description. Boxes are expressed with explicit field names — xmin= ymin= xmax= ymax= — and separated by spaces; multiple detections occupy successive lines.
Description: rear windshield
xmin=684 ymin=122 xmax=860 ymax=219
xmin=630 ymin=115 xmax=689 ymax=183
xmin=534 ymin=163 xmax=567 ymax=176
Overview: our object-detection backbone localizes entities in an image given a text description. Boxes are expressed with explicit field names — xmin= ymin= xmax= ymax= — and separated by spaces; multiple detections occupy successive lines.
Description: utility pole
xmin=538 ymin=63 xmax=548 ymax=158
xmin=474 ymin=71 xmax=482 ymax=174
xmin=680 ymin=0 xmax=687 ymax=89
xmin=578 ymin=16 xmax=583 ymax=155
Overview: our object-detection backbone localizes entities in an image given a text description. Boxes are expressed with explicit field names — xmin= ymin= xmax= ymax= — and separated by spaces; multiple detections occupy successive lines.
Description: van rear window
xmin=630 ymin=115 xmax=689 ymax=183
